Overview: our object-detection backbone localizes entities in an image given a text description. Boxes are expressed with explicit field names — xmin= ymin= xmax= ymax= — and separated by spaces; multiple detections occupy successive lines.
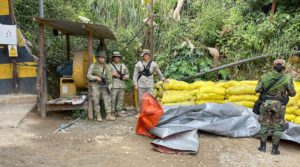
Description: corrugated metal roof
xmin=33 ymin=17 xmax=117 ymax=40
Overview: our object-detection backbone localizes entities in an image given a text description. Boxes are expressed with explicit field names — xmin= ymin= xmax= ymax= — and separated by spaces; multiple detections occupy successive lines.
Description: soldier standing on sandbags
xmin=110 ymin=51 xmax=129 ymax=117
xmin=133 ymin=49 xmax=169 ymax=117
xmin=256 ymin=59 xmax=296 ymax=155
xmin=87 ymin=51 xmax=116 ymax=122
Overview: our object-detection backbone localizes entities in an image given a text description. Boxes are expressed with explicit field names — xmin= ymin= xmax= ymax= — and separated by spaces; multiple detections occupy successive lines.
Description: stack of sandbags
xmin=161 ymin=80 xmax=196 ymax=106
xmin=226 ymin=81 xmax=258 ymax=108
xmin=195 ymin=83 xmax=226 ymax=104
xmin=154 ymin=81 xmax=164 ymax=101
xmin=285 ymin=96 xmax=298 ymax=122
xmin=285 ymin=83 xmax=300 ymax=124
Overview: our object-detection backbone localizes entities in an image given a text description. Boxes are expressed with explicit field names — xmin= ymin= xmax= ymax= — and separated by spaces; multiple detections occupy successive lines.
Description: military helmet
xmin=140 ymin=49 xmax=151 ymax=57
xmin=273 ymin=59 xmax=286 ymax=67
xmin=112 ymin=51 xmax=122 ymax=58
xmin=96 ymin=51 xmax=107 ymax=58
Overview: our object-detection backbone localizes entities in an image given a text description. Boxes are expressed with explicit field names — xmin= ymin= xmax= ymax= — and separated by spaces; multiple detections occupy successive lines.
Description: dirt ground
xmin=0 ymin=111 xmax=300 ymax=167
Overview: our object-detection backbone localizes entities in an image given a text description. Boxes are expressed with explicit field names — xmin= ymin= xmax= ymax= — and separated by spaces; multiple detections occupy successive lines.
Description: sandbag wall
xmin=285 ymin=82 xmax=300 ymax=124
xmin=155 ymin=79 xmax=300 ymax=125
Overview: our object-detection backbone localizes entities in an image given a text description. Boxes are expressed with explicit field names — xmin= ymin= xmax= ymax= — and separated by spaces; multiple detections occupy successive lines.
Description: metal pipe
xmin=38 ymin=0 xmax=44 ymax=17
xmin=182 ymin=51 xmax=300 ymax=81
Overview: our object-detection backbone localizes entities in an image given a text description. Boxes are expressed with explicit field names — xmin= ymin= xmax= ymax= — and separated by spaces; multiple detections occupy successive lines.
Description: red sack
xmin=136 ymin=93 xmax=164 ymax=138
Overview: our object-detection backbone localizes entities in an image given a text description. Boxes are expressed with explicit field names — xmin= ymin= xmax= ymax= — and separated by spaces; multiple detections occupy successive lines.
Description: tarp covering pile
xmin=136 ymin=94 xmax=300 ymax=155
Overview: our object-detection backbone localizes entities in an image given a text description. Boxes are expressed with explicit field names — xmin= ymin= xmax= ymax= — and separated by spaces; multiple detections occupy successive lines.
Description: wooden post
xmin=66 ymin=34 xmax=71 ymax=61
xmin=270 ymin=0 xmax=276 ymax=21
xmin=38 ymin=23 xmax=47 ymax=118
xmin=87 ymin=31 xmax=93 ymax=120
xmin=149 ymin=0 xmax=154 ymax=56
xmin=8 ymin=0 xmax=19 ymax=93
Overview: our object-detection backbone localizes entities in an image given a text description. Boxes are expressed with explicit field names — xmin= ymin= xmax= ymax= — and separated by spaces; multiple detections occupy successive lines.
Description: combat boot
xmin=258 ymin=142 xmax=266 ymax=152
xmin=106 ymin=113 xmax=116 ymax=121
xmin=271 ymin=144 xmax=280 ymax=155
xmin=96 ymin=112 xmax=103 ymax=122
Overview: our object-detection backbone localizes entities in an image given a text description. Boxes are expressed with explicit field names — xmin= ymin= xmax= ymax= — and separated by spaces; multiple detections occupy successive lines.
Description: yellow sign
xmin=8 ymin=45 xmax=18 ymax=57
xmin=0 ymin=0 xmax=9 ymax=16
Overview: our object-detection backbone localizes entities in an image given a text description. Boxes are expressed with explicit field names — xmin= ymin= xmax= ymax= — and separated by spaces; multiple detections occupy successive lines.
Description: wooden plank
xmin=66 ymin=34 xmax=71 ymax=61
xmin=47 ymin=102 xmax=88 ymax=112
xmin=39 ymin=23 xmax=47 ymax=118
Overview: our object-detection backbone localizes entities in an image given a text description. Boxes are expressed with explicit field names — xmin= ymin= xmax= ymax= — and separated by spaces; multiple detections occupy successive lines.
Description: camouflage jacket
xmin=109 ymin=63 xmax=129 ymax=89
xmin=255 ymin=70 xmax=296 ymax=98
xmin=133 ymin=60 xmax=165 ymax=88
xmin=87 ymin=62 xmax=112 ymax=86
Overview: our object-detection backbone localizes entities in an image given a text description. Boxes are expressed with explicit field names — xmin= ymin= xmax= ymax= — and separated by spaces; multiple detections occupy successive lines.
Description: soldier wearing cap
xmin=256 ymin=59 xmax=296 ymax=155
xmin=133 ymin=49 xmax=169 ymax=114
xmin=87 ymin=51 xmax=116 ymax=122
xmin=110 ymin=51 xmax=129 ymax=117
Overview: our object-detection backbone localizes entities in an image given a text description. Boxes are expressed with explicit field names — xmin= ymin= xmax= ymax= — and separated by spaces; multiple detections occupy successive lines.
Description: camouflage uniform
xmin=133 ymin=50 xmax=165 ymax=111
xmin=110 ymin=62 xmax=129 ymax=115
xmin=87 ymin=61 xmax=114 ymax=121
xmin=256 ymin=60 xmax=296 ymax=154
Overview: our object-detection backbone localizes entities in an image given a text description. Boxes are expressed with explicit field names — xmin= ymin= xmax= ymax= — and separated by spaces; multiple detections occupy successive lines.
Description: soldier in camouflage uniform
xmin=256 ymin=59 xmax=296 ymax=155
xmin=133 ymin=49 xmax=169 ymax=116
xmin=110 ymin=51 xmax=129 ymax=117
xmin=87 ymin=52 xmax=116 ymax=122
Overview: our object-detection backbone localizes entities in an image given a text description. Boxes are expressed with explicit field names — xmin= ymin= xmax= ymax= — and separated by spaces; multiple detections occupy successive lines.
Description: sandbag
xmin=287 ymin=98 xmax=298 ymax=106
xmin=239 ymin=80 xmax=258 ymax=85
xmin=164 ymin=101 xmax=195 ymax=106
xmin=196 ymin=93 xmax=225 ymax=100
xmin=286 ymin=106 xmax=297 ymax=114
xmin=233 ymin=101 xmax=255 ymax=108
xmin=222 ymin=81 xmax=239 ymax=88
xmin=195 ymin=100 xmax=225 ymax=105
xmin=285 ymin=114 xmax=296 ymax=122
xmin=228 ymin=95 xmax=258 ymax=102
xmin=294 ymin=116 xmax=300 ymax=124
xmin=295 ymin=109 xmax=300 ymax=116
xmin=161 ymin=90 xmax=192 ymax=103
xmin=189 ymin=81 xmax=214 ymax=90
xmin=227 ymin=85 xmax=256 ymax=95
xmin=163 ymin=79 xmax=190 ymax=90
xmin=199 ymin=86 xmax=226 ymax=95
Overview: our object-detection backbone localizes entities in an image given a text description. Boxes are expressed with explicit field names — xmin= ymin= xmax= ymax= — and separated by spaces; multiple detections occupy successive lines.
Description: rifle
xmin=99 ymin=77 xmax=111 ymax=94
xmin=111 ymin=63 xmax=125 ymax=80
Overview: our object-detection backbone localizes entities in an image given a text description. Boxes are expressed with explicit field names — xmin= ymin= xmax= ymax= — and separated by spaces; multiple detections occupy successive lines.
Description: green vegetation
xmin=14 ymin=0 xmax=300 ymax=96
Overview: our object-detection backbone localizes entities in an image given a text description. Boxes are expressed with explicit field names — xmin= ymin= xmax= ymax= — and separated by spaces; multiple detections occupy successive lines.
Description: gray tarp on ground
xmin=150 ymin=103 xmax=300 ymax=154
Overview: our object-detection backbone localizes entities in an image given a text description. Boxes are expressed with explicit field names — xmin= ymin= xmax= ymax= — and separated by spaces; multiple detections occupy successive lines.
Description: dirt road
xmin=0 ymin=111 xmax=299 ymax=167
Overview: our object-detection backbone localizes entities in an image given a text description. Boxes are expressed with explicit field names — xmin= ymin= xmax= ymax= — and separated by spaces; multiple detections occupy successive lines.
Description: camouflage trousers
xmin=258 ymin=100 xmax=286 ymax=145
xmin=137 ymin=87 xmax=154 ymax=112
xmin=111 ymin=88 xmax=125 ymax=113
xmin=91 ymin=84 xmax=112 ymax=116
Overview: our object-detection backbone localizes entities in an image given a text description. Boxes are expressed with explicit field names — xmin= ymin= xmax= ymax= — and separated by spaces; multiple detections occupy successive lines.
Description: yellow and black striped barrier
xmin=0 ymin=0 xmax=37 ymax=94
